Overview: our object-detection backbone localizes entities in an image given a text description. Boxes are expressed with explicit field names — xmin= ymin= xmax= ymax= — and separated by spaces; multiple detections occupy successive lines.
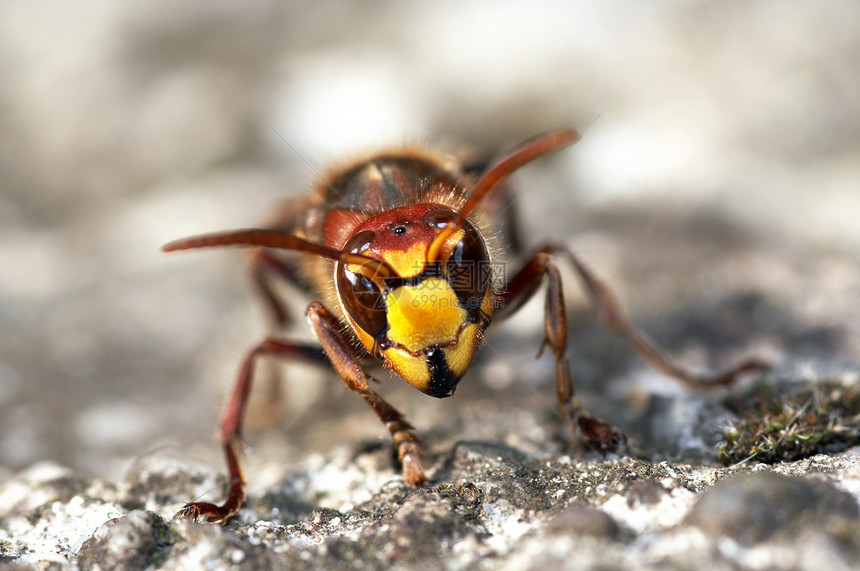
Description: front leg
xmin=243 ymin=248 xmax=312 ymax=417
xmin=177 ymin=339 xmax=330 ymax=523
xmin=306 ymin=301 xmax=426 ymax=487
xmin=176 ymin=302 xmax=426 ymax=524
xmin=498 ymin=250 xmax=625 ymax=452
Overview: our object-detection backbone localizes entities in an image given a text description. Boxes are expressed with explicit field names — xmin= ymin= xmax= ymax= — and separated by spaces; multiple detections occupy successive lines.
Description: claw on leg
xmin=569 ymin=408 xmax=627 ymax=453
xmin=176 ymin=501 xmax=233 ymax=524
xmin=174 ymin=441 xmax=246 ymax=524
xmin=498 ymin=241 xmax=767 ymax=454
xmin=395 ymin=434 xmax=426 ymax=486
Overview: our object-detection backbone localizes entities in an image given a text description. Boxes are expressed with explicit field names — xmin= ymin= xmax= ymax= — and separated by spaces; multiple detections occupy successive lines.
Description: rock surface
xmin=3 ymin=444 xmax=860 ymax=569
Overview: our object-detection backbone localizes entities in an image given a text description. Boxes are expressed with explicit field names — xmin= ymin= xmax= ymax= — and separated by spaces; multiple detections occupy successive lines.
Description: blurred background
xmin=1 ymin=1 xmax=858 ymax=482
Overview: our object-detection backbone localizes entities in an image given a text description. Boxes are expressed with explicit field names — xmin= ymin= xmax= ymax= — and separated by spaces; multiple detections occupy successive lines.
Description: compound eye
xmin=446 ymin=220 xmax=490 ymax=311
xmin=342 ymin=230 xmax=375 ymax=255
xmin=337 ymin=231 xmax=388 ymax=338
xmin=424 ymin=208 xmax=457 ymax=229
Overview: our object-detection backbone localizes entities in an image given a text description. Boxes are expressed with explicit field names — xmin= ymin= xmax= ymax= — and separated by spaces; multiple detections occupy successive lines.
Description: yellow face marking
xmin=385 ymin=278 xmax=466 ymax=353
xmin=375 ymin=227 xmax=465 ymax=279
xmin=384 ymin=321 xmax=484 ymax=393
xmin=340 ymin=254 xmax=495 ymax=393
xmin=378 ymin=242 xmax=427 ymax=278
xmin=441 ymin=322 xmax=483 ymax=379
xmin=386 ymin=347 xmax=431 ymax=391
xmin=351 ymin=324 xmax=377 ymax=357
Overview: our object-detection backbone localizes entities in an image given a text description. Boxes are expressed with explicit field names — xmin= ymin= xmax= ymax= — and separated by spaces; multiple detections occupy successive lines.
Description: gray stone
xmin=3 ymin=447 xmax=860 ymax=568
xmin=638 ymin=394 xmax=736 ymax=460
xmin=543 ymin=502 xmax=624 ymax=541
xmin=686 ymin=471 xmax=860 ymax=546
xmin=77 ymin=510 xmax=173 ymax=570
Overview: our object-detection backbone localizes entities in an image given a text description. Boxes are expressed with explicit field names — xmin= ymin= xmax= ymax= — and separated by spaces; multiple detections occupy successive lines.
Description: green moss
xmin=717 ymin=378 xmax=860 ymax=465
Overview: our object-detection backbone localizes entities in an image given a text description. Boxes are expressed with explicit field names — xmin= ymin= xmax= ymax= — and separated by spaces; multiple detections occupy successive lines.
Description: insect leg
xmin=176 ymin=339 xmax=328 ymax=523
xmin=497 ymin=249 xmax=626 ymax=452
xmin=551 ymin=243 xmax=769 ymax=387
xmin=245 ymin=247 xmax=313 ymax=328
xmin=245 ymin=248 xmax=317 ymax=417
xmin=306 ymin=301 xmax=426 ymax=487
